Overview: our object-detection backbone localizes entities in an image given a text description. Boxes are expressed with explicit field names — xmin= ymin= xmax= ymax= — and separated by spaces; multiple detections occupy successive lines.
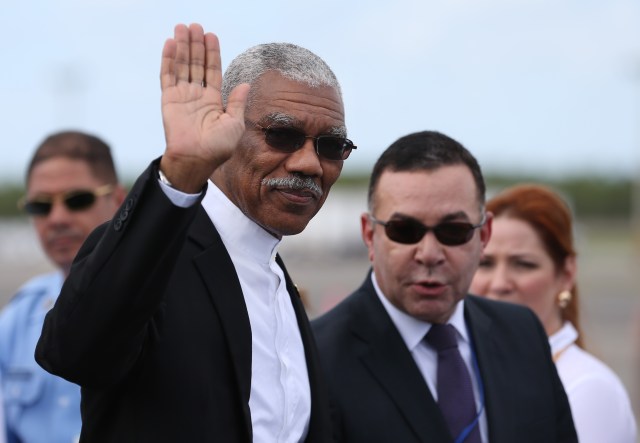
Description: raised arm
xmin=35 ymin=24 xmax=249 ymax=387
xmin=159 ymin=23 xmax=250 ymax=193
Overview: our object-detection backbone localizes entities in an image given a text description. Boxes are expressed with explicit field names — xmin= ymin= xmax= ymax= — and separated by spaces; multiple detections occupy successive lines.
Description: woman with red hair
xmin=471 ymin=183 xmax=636 ymax=443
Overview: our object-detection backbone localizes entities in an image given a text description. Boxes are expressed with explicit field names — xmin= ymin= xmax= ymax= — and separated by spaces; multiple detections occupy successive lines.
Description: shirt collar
xmin=549 ymin=321 xmax=578 ymax=355
xmin=371 ymin=271 xmax=469 ymax=351
xmin=201 ymin=181 xmax=281 ymax=265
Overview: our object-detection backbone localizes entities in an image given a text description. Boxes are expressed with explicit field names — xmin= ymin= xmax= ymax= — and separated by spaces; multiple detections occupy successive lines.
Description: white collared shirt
xmin=371 ymin=272 xmax=488 ymax=442
xmin=551 ymin=322 xmax=637 ymax=443
xmin=160 ymin=179 xmax=311 ymax=442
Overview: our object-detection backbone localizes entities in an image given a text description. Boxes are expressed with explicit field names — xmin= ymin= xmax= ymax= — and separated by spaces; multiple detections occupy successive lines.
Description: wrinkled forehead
xmin=247 ymin=72 xmax=346 ymax=132
xmin=250 ymin=70 xmax=342 ymax=106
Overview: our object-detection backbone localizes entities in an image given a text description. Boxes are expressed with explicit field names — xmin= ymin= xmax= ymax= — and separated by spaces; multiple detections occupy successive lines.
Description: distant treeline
xmin=486 ymin=176 xmax=635 ymax=219
xmin=0 ymin=174 xmax=635 ymax=219
xmin=337 ymin=174 xmax=635 ymax=220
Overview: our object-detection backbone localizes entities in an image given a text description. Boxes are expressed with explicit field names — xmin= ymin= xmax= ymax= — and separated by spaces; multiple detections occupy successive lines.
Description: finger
xmin=188 ymin=23 xmax=205 ymax=85
xmin=173 ymin=24 xmax=190 ymax=83
xmin=160 ymin=38 xmax=176 ymax=90
xmin=203 ymin=32 xmax=222 ymax=91
xmin=225 ymin=83 xmax=251 ymax=120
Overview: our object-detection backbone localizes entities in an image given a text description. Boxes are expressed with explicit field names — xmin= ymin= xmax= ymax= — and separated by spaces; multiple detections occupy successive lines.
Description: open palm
xmin=159 ymin=24 xmax=249 ymax=192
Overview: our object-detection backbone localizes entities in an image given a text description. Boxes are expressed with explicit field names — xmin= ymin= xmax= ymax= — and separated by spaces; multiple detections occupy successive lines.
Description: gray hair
xmin=221 ymin=42 xmax=341 ymax=107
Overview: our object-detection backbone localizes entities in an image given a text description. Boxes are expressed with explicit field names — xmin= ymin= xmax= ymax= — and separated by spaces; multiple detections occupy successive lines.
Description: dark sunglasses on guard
xmin=246 ymin=120 xmax=356 ymax=161
xmin=369 ymin=215 xmax=486 ymax=246
xmin=18 ymin=184 xmax=114 ymax=216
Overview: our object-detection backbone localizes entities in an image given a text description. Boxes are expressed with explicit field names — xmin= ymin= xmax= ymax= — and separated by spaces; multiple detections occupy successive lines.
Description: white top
xmin=372 ymin=272 xmax=489 ymax=442
xmin=551 ymin=322 xmax=637 ymax=443
xmin=160 ymin=179 xmax=311 ymax=442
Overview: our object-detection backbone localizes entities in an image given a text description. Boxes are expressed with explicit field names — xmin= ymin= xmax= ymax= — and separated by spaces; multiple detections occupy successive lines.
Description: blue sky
xmin=1 ymin=0 xmax=639 ymax=184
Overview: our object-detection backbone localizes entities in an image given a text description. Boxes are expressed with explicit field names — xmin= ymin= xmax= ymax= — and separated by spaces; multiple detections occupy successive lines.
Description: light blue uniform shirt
xmin=0 ymin=272 xmax=81 ymax=443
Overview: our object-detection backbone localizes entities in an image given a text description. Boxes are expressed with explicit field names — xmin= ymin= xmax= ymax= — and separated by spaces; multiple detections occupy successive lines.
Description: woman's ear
xmin=561 ymin=255 xmax=577 ymax=290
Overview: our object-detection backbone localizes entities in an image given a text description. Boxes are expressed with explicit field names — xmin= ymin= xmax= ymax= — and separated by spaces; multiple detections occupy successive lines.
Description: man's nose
xmin=413 ymin=231 xmax=446 ymax=267
xmin=45 ymin=199 xmax=73 ymax=223
xmin=284 ymin=139 xmax=323 ymax=177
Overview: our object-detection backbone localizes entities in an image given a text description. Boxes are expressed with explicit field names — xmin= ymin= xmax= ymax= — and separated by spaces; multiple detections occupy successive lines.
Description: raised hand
xmin=159 ymin=23 xmax=250 ymax=193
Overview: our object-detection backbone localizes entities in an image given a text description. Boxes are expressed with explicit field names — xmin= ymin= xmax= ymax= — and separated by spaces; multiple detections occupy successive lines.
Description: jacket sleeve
xmin=552 ymin=348 xmax=579 ymax=442
xmin=35 ymin=158 xmax=205 ymax=388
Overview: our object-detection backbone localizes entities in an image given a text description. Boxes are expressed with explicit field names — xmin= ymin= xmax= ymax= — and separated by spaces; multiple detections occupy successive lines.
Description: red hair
xmin=486 ymin=184 xmax=583 ymax=347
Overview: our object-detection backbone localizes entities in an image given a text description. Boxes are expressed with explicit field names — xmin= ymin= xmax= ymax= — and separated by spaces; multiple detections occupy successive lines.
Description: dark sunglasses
xmin=369 ymin=214 xmax=486 ymax=246
xmin=18 ymin=184 xmax=114 ymax=216
xmin=246 ymin=119 xmax=356 ymax=161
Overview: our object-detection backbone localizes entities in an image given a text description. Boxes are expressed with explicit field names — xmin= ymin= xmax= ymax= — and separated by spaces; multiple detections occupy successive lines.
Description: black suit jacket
xmin=35 ymin=160 xmax=332 ymax=443
xmin=311 ymin=273 xmax=578 ymax=443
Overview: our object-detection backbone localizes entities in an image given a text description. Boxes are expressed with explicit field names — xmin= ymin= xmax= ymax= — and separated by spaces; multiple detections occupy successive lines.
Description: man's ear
xmin=361 ymin=212 xmax=375 ymax=262
xmin=479 ymin=211 xmax=493 ymax=248
xmin=113 ymin=184 xmax=127 ymax=207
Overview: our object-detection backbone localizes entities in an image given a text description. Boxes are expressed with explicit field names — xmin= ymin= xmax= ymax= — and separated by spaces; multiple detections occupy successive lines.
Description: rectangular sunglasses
xmin=369 ymin=215 xmax=486 ymax=246
xmin=18 ymin=184 xmax=114 ymax=216
xmin=246 ymin=119 xmax=356 ymax=161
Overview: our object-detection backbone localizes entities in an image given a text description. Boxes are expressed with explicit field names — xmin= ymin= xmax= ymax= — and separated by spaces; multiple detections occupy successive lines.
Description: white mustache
xmin=262 ymin=176 xmax=323 ymax=199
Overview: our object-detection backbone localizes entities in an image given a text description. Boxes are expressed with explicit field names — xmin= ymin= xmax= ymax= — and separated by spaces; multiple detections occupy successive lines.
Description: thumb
xmin=225 ymin=83 xmax=251 ymax=120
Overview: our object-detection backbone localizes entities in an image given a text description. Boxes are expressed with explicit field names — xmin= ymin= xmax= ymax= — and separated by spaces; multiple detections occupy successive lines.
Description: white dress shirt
xmin=551 ymin=322 xmax=637 ymax=443
xmin=160 ymin=179 xmax=311 ymax=442
xmin=372 ymin=272 xmax=489 ymax=442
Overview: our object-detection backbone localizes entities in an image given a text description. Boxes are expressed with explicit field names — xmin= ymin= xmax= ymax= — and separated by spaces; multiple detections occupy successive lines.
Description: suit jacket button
xmin=124 ymin=198 xmax=135 ymax=211
xmin=113 ymin=218 xmax=123 ymax=231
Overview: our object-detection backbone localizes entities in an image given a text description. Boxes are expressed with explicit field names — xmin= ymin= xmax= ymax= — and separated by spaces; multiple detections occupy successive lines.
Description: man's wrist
xmin=158 ymin=156 xmax=209 ymax=194
xmin=157 ymin=167 xmax=201 ymax=208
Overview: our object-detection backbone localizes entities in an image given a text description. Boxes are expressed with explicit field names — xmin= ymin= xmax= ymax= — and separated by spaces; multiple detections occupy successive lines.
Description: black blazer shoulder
xmin=36 ymin=159 xmax=333 ymax=442
xmin=312 ymin=274 xmax=450 ymax=442
xmin=312 ymin=272 xmax=577 ymax=443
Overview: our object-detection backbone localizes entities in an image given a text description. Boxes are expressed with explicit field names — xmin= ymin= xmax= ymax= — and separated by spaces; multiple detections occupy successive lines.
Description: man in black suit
xmin=312 ymin=131 xmax=577 ymax=442
xmin=35 ymin=23 xmax=356 ymax=442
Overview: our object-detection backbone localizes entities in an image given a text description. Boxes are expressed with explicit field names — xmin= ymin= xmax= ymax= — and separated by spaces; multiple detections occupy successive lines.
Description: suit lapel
xmin=189 ymin=209 xmax=253 ymax=434
xmin=465 ymin=296 xmax=515 ymax=443
xmin=277 ymin=255 xmax=331 ymax=442
xmin=353 ymin=277 xmax=451 ymax=441
xmin=187 ymin=217 xmax=330 ymax=442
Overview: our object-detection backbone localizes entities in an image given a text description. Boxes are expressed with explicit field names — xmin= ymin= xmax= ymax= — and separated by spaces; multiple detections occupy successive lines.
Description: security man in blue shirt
xmin=0 ymin=131 xmax=124 ymax=443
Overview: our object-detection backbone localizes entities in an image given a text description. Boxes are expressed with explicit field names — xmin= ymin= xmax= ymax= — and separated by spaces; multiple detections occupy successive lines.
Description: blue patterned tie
xmin=426 ymin=324 xmax=482 ymax=443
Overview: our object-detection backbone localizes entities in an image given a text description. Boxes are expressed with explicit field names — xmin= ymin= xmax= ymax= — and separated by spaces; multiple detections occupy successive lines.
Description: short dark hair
xmin=367 ymin=130 xmax=486 ymax=211
xmin=26 ymin=131 xmax=119 ymax=185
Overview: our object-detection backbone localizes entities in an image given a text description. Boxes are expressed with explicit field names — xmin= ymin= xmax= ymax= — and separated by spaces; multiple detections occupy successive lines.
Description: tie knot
xmin=425 ymin=324 xmax=458 ymax=351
